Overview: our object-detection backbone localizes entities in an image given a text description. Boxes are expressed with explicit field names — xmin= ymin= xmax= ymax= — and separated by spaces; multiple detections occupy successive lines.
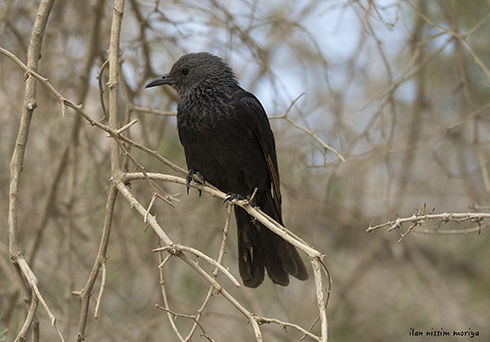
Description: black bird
xmin=145 ymin=52 xmax=308 ymax=287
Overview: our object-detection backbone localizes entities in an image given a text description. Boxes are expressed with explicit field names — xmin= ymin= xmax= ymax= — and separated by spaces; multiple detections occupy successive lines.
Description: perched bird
xmin=145 ymin=52 xmax=308 ymax=287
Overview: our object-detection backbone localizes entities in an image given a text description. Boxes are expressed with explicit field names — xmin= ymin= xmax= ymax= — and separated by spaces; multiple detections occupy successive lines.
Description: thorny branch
xmin=0 ymin=40 xmax=331 ymax=336
xmin=4 ymin=1 xmax=490 ymax=341
xmin=6 ymin=0 xmax=64 ymax=341
xmin=116 ymin=171 xmax=331 ymax=341
xmin=367 ymin=204 xmax=490 ymax=242
xmin=155 ymin=205 xmax=233 ymax=342
xmin=0 ymin=46 xmax=187 ymax=176
xmin=0 ymin=49 xmax=331 ymax=342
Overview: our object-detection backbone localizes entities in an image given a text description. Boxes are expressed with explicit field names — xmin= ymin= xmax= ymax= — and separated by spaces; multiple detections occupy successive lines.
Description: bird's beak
xmin=145 ymin=73 xmax=175 ymax=88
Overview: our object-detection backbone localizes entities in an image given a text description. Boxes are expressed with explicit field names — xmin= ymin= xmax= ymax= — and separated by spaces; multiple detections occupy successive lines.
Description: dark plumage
xmin=146 ymin=52 xmax=308 ymax=287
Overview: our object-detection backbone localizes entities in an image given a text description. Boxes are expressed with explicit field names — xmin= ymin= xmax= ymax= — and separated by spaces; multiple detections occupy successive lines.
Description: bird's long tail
xmin=235 ymin=192 xmax=308 ymax=288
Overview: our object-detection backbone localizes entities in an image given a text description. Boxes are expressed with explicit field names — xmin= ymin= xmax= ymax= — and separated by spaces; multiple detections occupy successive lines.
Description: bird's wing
xmin=236 ymin=90 xmax=282 ymax=212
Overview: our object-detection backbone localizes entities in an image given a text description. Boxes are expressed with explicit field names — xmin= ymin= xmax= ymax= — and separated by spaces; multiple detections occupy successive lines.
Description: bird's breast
xmin=177 ymin=96 xmax=232 ymax=130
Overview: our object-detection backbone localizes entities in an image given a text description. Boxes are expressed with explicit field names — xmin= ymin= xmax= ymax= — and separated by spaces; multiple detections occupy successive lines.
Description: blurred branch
xmin=450 ymin=8 xmax=490 ymax=206
xmin=130 ymin=105 xmax=176 ymax=116
xmin=270 ymin=93 xmax=345 ymax=162
xmin=114 ymin=133 xmax=177 ymax=206
xmin=27 ymin=0 xmax=107 ymax=270
xmin=415 ymin=224 xmax=490 ymax=235
xmin=128 ymin=0 xmax=152 ymax=79
xmin=155 ymin=305 xmax=215 ymax=342
xmin=73 ymin=184 xmax=118 ymax=342
xmin=359 ymin=36 xmax=449 ymax=112
xmin=407 ymin=0 xmax=490 ymax=84
xmin=396 ymin=0 xmax=426 ymax=196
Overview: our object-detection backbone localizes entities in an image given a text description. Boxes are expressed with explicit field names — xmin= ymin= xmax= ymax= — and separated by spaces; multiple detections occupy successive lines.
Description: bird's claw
xmin=223 ymin=192 xmax=244 ymax=204
xmin=186 ymin=169 xmax=205 ymax=197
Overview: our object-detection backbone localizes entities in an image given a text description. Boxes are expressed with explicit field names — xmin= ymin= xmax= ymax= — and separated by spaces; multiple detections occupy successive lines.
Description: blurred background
xmin=1 ymin=0 xmax=490 ymax=341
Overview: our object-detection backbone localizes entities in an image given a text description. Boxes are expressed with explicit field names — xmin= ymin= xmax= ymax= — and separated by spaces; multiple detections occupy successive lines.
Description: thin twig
xmin=97 ymin=59 xmax=110 ymax=121
xmin=131 ymin=105 xmax=176 ymax=116
xmin=256 ymin=316 xmax=321 ymax=341
xmin=74 ymin=184 xmax=118 ymax=342
xmin=184 ymin=205 xmax=233 ymax=341
xmin=157 ymin=245 xmax=185 ymax=342
xmin=0 ymin=46 xmax=187 ymax=177
xmin=154 ymin=244 xmax=240 ymax=287
xmin=94 ymin=258 xmax=107 ymax=319
xmin=270 ymin=93 xmax=345 ymax=162
xmin=116 ymin=119 xmax=138 ymax=134
xmin=155 ymin=305 xmax=215 ymax=342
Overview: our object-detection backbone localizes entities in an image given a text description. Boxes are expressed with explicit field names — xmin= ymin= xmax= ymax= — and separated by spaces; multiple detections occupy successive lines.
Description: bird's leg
xmin=186 ymin=169 xmax=205 ymax=197
xmin=223 ymin=192 xmax=245 ymax=204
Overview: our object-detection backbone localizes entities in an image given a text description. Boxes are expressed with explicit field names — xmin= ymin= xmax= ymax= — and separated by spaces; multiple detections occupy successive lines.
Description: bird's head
xmin=145 ymin=52 xmax=238 ymax=97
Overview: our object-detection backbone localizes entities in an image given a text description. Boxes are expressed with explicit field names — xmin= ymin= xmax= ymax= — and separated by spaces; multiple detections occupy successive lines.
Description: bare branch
xmin=155 ymin=305 xmax=215 ymax=342
xmin=271 ymin=93 xmax=345 ymax=162
xmin=153 ymin=244 xmax=241 ymax=287
xmin=367 ymin=206 xmax=490 ymax=241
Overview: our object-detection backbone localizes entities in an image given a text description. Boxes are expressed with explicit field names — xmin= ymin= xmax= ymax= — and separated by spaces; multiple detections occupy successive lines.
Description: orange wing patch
xmin=265 ymin=154 xmax=281 ymax=206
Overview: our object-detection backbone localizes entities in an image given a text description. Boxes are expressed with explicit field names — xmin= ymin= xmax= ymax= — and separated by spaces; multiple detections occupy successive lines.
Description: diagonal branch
xmin=118 ymin=171 xmax=330 ymax=341
xmin=0 ymin=44 xmax=330 ymax=342
xmin=0 ymin=46 xmax=187 ymax=176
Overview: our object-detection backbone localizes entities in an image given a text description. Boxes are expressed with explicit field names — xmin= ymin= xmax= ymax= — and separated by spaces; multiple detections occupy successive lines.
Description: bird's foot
xmin=246 ymin=194 xmax=257 ymax=208
xmin=186 ymin=169 xmax=205 ymax=197
xmin=223 ymin=192 xmax=244 ymax=204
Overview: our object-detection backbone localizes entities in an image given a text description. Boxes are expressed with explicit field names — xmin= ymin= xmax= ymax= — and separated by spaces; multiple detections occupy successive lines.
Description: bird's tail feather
xmin=236 ymin=208 xmax=266 ymax=288
xmin=235 ymin=192 xmax=308 ymax=288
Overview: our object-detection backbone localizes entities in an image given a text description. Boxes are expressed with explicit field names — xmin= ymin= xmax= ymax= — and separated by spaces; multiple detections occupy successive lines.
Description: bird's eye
xmin=181 ymin=68 xmax=189 ymax=75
